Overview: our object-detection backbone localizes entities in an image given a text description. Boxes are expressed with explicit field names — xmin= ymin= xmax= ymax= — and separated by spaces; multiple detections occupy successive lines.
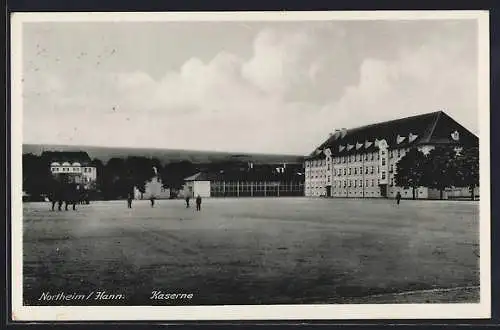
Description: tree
xmin=125 ymin=156 xmax=156 ymax=194
xmin=23 ymin=153 xmax=56 ymax=199
xmin=394 ymin=148 xmax=427 ymax=200
xmin=104 ymin=158 xmax=128 ymax=199
xmin=160 ymin=161 xmax=196 ymax=193
xmin=422 ymin=145 xmax=459 ymax=200
xmin=454 ymin=146 xmax=479 ymax=200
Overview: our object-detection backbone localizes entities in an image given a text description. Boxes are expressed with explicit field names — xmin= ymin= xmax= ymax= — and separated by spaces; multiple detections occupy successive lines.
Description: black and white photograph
xmin=11 ymin=10 xmax=490 ymax=321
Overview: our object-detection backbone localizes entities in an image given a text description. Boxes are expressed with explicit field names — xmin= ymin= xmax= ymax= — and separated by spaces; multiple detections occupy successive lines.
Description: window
xmin=371 ymin=166 xmax=374 ymax=174
xmin=344 ymin=168 xmax=346 ymax=175
xmin=354 ymin=168 xmax=357 ymax=175
xmin=327 ymin=177 xmax=330 ymax=183
xmin=390 ymin=178 xmax=394 ymax=186
xmin=397 ymin=149 xmax=401 ymax=158
xmin=371 ymin=179 xmax=374 ymax=187
xmin=390 ymin=164 xmax=393 ymax=172
xmin=349 ymin=180 xmax=352 ymax=187
xmin=382 ymin=171 xmax=386 ymax=180
xmin=365 ymin=167 xmax=368 ymax=174
xmin=351 ymin=155 xmax=355 ymax=162
xmin=348 ymin=168 xmax=351 ymax=175
xmin=390 ymin=150 xmax=393 ymax=159
xmin=382 ymin=158 xmax=386 ymax=166
xmin=365 ymin=154 xmax=368 ymax=161
xmin=360 ymin=180 xmax=363 ymax=187
xmin=360 ymin=166 xmax=362 ymax=173
xmin=354 ymin=180 xmax=357 ymax=188
xmin=378 ymin=166 xmax=380 ymax=173
xmin=381 ymin=150 xmax=386 ymax=156
xmin=342 ymin=156 xmax=345 ymax=163
xmin=327 ymin=164 xmax=330 ymax=171
xmin=343 ymin=180 xmax=346 ymax=188
xmin=371 ymin=153 xmax=374 ymax=161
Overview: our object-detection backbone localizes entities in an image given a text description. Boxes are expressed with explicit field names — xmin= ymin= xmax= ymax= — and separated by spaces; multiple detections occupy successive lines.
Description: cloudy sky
xmin=21 ymin=18 xmax=479 ymax=155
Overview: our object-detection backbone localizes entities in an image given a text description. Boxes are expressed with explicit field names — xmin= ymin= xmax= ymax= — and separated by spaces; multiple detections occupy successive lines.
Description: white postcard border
xmin=10 ymin=10 xmax=491 ymax=321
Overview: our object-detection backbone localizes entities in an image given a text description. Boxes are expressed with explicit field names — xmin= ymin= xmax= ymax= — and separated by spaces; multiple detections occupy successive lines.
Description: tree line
xmin=22 ymin=153 xmax=304 ymax=201
xmin=395 ymin=145 xmax=479 ymax=200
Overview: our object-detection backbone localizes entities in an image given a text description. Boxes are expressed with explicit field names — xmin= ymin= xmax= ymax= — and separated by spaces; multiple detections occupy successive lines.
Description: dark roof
xmin=41 ymin=151 xmax=92 ymax=165
xmin=184 ymin=170 xmax=303 ymax=182
xmin=308 ymin=111 xmax=478 ymax=159
xmin=184 ymin=172 xmax=218 ymax=181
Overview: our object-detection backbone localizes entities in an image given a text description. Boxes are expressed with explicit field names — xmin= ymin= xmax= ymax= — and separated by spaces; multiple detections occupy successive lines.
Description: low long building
xmin=181 ymin=166 xmax=304 ymax=198
xmin=305 ymin=111 xmax=478 ymax=199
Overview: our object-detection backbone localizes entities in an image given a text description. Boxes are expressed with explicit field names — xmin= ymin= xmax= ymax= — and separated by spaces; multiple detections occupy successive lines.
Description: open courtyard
xmin=22 ymin=197 xmax=480 ymax=305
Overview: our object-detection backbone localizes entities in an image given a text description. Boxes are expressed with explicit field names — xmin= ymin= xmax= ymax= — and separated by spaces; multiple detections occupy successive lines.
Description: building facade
xmin=183 ymin=173 xmax=212 ymax=198
xmin=44 ymin=151 xmax=97 ymax=189
xmin=181 ymin=171 xmax=304 ymax=198
xmin=305 ymin=111 xmax=478 ymax=199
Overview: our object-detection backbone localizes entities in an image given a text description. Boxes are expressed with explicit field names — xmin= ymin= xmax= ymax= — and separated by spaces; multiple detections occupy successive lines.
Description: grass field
xmin=22 ymin=197 xmax=480 ymax=306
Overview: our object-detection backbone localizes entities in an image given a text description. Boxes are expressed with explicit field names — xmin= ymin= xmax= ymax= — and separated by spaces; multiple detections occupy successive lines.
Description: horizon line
xmin=22 ymin=142 xmax=307 ymax=158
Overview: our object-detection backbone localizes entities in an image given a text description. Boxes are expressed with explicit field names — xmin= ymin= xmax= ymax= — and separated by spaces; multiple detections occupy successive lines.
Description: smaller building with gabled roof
xmin=305 ymin=111 xmax=478 ymax=199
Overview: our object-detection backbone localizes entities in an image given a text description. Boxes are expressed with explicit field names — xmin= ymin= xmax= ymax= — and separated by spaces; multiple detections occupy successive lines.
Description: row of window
xmin=305 ymin=164 xmax=396 ymax=178
xmin=334 ymin=166 xmax=377 ymax=176
xmin=306 ymin=149 xmax=409 ymax=168
xmin=304 ymin=190 xmax=383 ymax=197
xmin=331 ymin=191 xmax=380 ymax=196
xmin=307 ymin=176 xmax=396 ymax=189
xmin=51 ymin=167 xmax=94 ymax=173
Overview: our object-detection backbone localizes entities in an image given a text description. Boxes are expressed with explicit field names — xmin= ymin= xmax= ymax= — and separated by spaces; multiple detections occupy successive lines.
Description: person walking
xmin=396 ymin=191 xmax=402 ymax=205
xmin=150 ymin=196 xmax=155 ymax=207
xmin=196 ymin=195 xmax=202 ymax=211
xmin=185 ymin=196 xmax=190 ymax=208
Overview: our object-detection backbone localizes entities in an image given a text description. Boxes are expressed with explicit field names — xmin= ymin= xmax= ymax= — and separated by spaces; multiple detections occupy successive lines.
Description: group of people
xmin=185 ymin=195 xmax=202 ymax=211
xmin=126 ymin=194 xmax=203 ymax=211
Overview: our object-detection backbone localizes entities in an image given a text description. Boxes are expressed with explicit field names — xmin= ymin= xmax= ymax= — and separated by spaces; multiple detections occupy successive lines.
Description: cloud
xmin=22 ymin=22 xmax=478 ymax=154
xmin=317 ymin=35 xmax=478 ymax=135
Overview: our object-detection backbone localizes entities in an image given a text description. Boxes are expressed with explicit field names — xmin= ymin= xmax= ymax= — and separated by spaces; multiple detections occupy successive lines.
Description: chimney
xmin=340 ymin=128 xmax=347 ymax=138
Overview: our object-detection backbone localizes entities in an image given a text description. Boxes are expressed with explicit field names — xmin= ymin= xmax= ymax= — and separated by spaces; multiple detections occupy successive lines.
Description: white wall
xmin=194 ymin=181 xmax=211 ymax=197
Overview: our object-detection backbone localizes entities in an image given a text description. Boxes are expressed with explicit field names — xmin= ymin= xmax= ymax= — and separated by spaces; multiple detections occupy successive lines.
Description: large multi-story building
xmin=42 ymin=151 xmax=98 ymax=188
xmin=304 ymin=111 xmax=478 ymax=199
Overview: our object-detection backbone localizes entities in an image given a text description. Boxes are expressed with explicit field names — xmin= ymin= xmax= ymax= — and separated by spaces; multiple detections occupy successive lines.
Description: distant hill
xmin=23 ymin=144 xmax=305 ymax=165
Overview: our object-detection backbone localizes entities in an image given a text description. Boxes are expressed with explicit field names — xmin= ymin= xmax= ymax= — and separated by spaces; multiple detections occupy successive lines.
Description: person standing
xmin=185 ymin=196 xmax=190 ymax=208
xmin=127 ymin=193 xmax=133 ymax=209
xmin=396 ymin=191 xmax=402 ymax=205
xmin=150 ymin=196 xmax=155 ymax=207
xmin=196 ymin=195 xmax=202 ymax=211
